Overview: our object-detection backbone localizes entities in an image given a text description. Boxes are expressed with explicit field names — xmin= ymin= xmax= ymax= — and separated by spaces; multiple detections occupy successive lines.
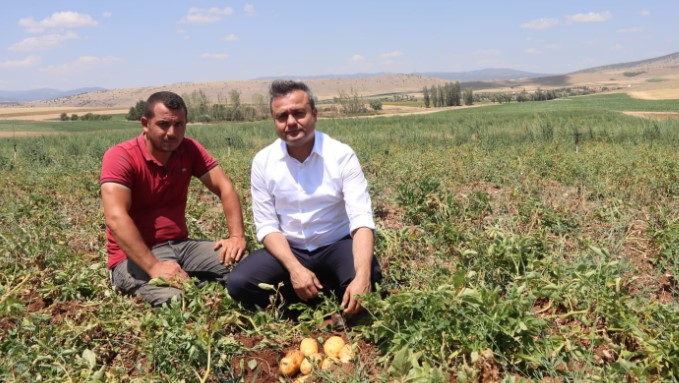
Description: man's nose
xmin=286 ymin=113 xmax=297 ymax=125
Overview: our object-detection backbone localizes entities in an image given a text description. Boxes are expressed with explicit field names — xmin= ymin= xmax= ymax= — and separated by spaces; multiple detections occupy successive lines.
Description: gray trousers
xmin=110 ymin=240 xmax=229 ymax=307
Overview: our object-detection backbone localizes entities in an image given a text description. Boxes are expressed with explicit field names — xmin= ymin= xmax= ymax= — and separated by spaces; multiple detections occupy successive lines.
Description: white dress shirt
xmin=251 ymin=131 xmax=375 ymax=251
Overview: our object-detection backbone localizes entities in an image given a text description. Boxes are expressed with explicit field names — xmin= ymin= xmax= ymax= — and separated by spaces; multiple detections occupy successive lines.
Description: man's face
xmin=271 ymin=89 xmax=317 ymax=148
xmin=142 ymin=102 xmax=187 ymax=155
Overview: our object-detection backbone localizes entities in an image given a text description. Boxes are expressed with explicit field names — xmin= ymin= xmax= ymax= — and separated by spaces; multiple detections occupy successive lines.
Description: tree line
xmin=126 ymin=89 xmax=269 ymax=123
xmin=60 ymin=113 xmax=113 ymax=121
xmin=422 ymin=82 xmax=474 ymax=108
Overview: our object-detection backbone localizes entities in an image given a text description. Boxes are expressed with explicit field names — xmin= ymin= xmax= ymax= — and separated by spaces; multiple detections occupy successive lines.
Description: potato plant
xmin=0 ymin=94 xmax=678 ymax=382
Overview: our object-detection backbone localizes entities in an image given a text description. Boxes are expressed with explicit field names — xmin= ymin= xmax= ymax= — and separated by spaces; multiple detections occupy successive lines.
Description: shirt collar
xmin=136 ymin=133 xmax=185 ymax=166
xmin=276 ymin=131 xmax=324 ymax=161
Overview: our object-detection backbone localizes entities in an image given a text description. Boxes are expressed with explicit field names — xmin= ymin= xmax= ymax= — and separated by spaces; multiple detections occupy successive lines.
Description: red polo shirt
xmin=100 ymin=134 xmax=218 ymax=269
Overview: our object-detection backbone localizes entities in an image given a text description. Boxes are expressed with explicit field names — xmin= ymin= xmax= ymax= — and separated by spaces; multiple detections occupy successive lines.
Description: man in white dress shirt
xmin=227 ymin=80 xmax=382 ymax=315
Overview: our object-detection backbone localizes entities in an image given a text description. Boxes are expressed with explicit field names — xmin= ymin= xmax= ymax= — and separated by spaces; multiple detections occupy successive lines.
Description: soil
xmin=229 ymin=333 xmax=381 ymax=383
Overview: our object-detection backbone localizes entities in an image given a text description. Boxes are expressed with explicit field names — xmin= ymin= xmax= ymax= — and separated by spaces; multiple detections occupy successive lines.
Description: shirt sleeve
xmin=100 ymin=145 xmax=134 ymax=188
xmin=187 ymin=138 xmax=218 ymax=178
xmin=340 ymin=148 xmax=375 ymax=234
xmin=251 ymin=152 xmax=281 ymax=242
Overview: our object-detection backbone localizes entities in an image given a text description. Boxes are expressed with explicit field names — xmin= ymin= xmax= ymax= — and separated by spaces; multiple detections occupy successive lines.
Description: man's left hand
xmin=341 ymin=276 xmax=371 ymax=314
xmin=214 ymin=236 xmax=247 ymax=266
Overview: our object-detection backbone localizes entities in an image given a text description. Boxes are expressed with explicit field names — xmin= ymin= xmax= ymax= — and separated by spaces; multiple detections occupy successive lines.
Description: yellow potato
xmin=279 ymin=350 xmax=305 ymax=376
xmin=300 ymin=352 xmax=324 ymax=375
xmin=339 ymin=343 xmax=354 ymax=363
xmin=299 ymin=337 xmax=319 ymax=356
xmin=321 ymin=357 xmax=337 ymax=370
xmin=286 ymin=350 xmax=305 ymax=366
xmin=323 ymin=336 xmax=346 ymax=359
xmin=279 ymin=357 xmax=298 ymax=377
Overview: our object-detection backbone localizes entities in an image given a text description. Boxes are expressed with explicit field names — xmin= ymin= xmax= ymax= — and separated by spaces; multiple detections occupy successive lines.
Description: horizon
xmin=0 ymin=1 xmax=677 ymax=91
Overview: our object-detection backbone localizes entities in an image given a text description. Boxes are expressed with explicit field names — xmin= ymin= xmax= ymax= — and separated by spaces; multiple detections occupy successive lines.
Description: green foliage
xmin=1 ymin=93 xmax=678 ymax=381
xmin=334 ymin=88 xmax=369 ymax=116
xmin=126 ymin=100 xmax=145 ymax=121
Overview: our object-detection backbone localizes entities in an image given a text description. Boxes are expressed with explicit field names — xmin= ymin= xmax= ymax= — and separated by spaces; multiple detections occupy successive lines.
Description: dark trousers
xmin=227 ymin=237 xmax=382 ymax=309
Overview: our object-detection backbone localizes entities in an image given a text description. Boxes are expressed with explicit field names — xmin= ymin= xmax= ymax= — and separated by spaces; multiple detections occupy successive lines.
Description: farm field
xmin=0 ymin=93 xmax=677 ymax=382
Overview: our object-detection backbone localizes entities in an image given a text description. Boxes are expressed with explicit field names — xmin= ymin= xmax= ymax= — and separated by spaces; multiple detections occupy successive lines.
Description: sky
xmin=0 ymin=1 xmax=676 ymax=91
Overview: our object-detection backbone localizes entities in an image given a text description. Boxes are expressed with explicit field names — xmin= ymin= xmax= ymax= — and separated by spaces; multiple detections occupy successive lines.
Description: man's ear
xmin=141 ymin=116 xmax=148 ymax=129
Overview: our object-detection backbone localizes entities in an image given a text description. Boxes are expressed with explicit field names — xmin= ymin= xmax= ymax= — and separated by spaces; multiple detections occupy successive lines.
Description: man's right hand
xmin=148 ymin=261 xmax=189 ymax=285
xmin=289 ymin=266 xmax=323 ymax=301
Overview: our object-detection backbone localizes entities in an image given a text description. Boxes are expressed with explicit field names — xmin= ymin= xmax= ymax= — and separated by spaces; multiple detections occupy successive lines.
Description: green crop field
xmin=1 ymin=94 xmax=677 ymax=382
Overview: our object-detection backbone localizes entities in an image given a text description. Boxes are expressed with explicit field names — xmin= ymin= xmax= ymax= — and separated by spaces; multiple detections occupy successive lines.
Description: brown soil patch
xmin=622 ymin=111 xmax=679 ymax=120
xmin=230 ymin=334 xmax=380 ymax=383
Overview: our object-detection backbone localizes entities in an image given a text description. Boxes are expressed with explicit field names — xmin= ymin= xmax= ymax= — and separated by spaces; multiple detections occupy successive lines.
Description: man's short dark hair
xmin=269 ymin=80 xmax=316 ymax=112
xmin=144 ymin=91 xmax=188 ymax=119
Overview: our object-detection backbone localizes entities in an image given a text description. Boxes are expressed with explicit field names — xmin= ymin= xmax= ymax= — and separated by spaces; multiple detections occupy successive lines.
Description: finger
xmin=234 ymin=248 xmax=244 ymax=262
xmin=341 ymin=291 xmax=350 ymax=310
xmin=313 ymin=276 xmax=324 ymax=290
xmin=345 ymin=296 xmax=360 ymax=314
xmin=220 ymin=248 xmax=231 ymax=265
xmin=213 ymin=241 xmax=223 ymax=251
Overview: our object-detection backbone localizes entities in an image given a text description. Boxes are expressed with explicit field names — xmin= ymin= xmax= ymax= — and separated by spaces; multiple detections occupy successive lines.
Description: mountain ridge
xmin=10 ymin=51 xmax=679 ymax=107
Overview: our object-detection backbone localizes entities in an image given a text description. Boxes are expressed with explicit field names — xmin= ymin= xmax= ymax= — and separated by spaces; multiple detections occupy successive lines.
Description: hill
xmin=15 ymin=51 xmax=679 ymax=110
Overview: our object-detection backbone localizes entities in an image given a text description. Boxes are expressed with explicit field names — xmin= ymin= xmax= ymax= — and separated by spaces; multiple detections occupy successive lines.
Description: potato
xmin=279 ymin=357 xmax=298 ymax=376
xmin=287 ymin=350 xmax=305 ymax=366
xmin=300 ymin=352 xmax=324 ymax=375
xmin=323 ymin=336 xmax=346 ymax=359
xmin=293 ymin=375 xmax=311 ymax=383
xmin=321 ymin=357 xmax=337 ymax=370
xmin=339 ymin=343 xmax=353 ymax=363
xmin=280 ymin=350 xmax=305 ymax=376
xmin=300 ymin=337 xmax=319 ymax=356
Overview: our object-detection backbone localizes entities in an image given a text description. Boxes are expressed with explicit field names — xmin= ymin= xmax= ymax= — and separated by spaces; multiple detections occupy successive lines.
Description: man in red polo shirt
xmin=100 ymin=91 xmax=246 ymax=307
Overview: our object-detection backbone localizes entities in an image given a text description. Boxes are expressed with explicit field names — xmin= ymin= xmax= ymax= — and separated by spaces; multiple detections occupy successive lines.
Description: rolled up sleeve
xmin=340 ymin=150 xmax=375 ymax=234
xmin=251 ymin=154 xmax=281 ymax=243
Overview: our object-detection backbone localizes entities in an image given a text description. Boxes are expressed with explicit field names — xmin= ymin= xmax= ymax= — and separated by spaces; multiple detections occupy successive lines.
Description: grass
xmin=0 ymin=93 xmax=677 ymax=382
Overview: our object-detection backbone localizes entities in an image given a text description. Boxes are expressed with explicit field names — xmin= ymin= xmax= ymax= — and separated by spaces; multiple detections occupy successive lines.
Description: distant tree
xmin=437 ymin=86 xmax=445 ymax=108
xmin=452 ymin=81 xmax=461 ymax=106
xmin=251 ymin=93 xmax=268 ymax=120
xmin=423 ymin=86 xmax=430 ymax=108
xmin=430 ymin=84 xmax=439 ymax=107
xmin=228 ymin=89 xmax=243 ymax=121
xmin=70 ymin=114 xmax=79 ymax=121
xmin=211 ymin=104 xmax=228 ymax=120
xmin=463 ymin=88 xmax=474 ymax=106
xmin=443 ymin=83 xmax=453 ymax=106
xmin=369 ymin=99 xmax=383 ymax=111
xmin=59 ymin=112 xmax=69 ymax=121
xmin=187 ymin=90 xmax=210 ymax=122
xmin=335 ymin=88 xmax=368 ymax=115
xmin=126 ymin=100 xmax=145 ymax=121
xmin=516 ymin=90 xmax=530 ymax=102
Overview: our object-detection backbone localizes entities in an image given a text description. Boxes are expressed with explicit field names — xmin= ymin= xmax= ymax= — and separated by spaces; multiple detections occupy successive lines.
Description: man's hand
xmin=148 ymin=260 xmax=189 ymax=285
xmin=341 ymin=275 xmax=371 ymax=314
xmin=290 ymin=266 xmax=324 ymax=301
xmin=214 ymin=236 xmax=247 ymax=266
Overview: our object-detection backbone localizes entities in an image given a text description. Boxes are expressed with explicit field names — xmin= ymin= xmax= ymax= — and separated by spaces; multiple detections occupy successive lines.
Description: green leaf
xmin=82 ymin=349 xmax=96 ymax=370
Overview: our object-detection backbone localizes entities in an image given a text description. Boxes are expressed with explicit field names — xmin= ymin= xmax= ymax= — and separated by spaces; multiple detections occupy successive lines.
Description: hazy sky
xmin=0 ymin=1 xmax=676 ymax=91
